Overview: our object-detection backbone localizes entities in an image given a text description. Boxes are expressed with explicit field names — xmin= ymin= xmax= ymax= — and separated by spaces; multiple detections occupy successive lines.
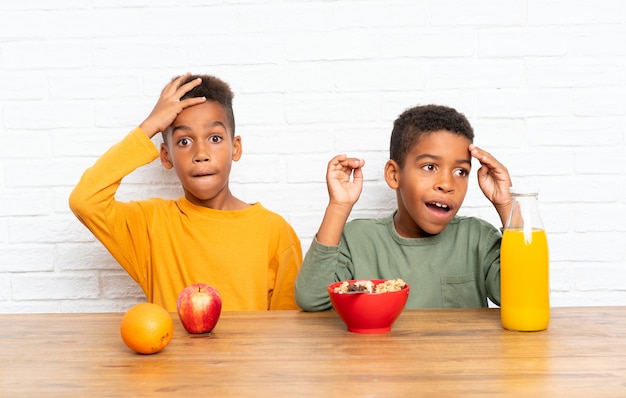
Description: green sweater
xmin=295 ymin=213 xmax=501 ymax=311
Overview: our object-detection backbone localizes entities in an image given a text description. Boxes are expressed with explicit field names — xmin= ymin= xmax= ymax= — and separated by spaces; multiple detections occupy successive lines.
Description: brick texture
xmin=1 ymin=1 xmax=625 ymax=312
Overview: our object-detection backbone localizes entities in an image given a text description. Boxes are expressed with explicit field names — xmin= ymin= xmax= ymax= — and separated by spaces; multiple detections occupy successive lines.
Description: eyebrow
xmin=414 ymin=153 xmax=472 ymax=167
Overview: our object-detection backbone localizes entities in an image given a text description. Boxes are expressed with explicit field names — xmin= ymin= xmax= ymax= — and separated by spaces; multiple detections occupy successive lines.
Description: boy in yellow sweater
xmin=69 ymin=73 xmax=302 ymax=311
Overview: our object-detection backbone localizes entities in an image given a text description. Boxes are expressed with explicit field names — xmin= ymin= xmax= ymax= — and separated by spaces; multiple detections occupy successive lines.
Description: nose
xmin=193 ymin=142 xmax=210 ymax=163
xmin=435 ymin=174 xmax=454 ymax=193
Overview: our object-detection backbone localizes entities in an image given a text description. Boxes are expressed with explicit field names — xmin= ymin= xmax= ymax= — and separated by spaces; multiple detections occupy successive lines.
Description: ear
xmin=384 ymin=159 xmax=400 ymax=189
xmin=160 ymin=143 xmax=174 ymax=169
xmin=232 ymin=135 xmax=242 ymax=162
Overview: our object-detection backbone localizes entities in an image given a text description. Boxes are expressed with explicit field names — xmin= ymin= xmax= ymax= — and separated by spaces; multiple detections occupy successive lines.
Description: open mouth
xmin=426 ymin=201 xmax=451 ymax=213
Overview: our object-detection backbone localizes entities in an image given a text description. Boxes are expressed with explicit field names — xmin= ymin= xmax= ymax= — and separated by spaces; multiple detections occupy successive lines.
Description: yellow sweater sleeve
xmin=69 ymin=128 xmax=159 ymax=288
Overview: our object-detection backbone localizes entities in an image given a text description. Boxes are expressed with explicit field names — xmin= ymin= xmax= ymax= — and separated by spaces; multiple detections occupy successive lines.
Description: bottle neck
xmin=505 ymin=193 xmax=544 ymax=230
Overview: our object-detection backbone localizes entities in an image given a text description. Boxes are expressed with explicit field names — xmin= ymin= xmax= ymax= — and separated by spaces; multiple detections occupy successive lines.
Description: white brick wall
xmin=1 ymin=0 xmax=625 ymax=313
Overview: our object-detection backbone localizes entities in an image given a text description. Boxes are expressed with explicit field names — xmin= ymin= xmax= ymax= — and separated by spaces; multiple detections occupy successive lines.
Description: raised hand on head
xmin=139 ymin=73 xmax=207 ymax=138
xmin=469 ymin=144 xmax=512 ymax=225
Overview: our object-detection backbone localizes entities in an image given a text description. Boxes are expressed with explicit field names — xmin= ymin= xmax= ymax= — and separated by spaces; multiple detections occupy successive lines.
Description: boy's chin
xmin=422 ymin=226 xmax=446 ymax=237
xmin=400 ymin=222 xmax=447 ymax=238
xmin=421 ymin=218 xmax=455 ymax=236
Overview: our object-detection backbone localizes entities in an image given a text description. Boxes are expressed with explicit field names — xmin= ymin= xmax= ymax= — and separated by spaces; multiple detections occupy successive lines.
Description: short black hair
xmin=390 ymin=104 xmax=474 ymax=167
xmin=180 ymin=74 xmax=235 ymax=135
xmin=163 ymin=74 xmax=235 ymax=143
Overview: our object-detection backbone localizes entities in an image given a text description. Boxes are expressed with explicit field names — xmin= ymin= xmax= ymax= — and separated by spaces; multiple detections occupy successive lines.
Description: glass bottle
xmin=500 ymin=187 xmax=550 ymax=331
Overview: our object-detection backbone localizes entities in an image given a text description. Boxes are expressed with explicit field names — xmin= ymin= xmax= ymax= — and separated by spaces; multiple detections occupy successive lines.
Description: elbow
xmin=295 ymin=288 xmax=332 ymax=313
xmin=68 ymin=187 xmax=83 ymax=215
xmin=295 ymin=297 xmax=316 ymax=313
xmin=68 ymin=186 xmax=91 ymax=220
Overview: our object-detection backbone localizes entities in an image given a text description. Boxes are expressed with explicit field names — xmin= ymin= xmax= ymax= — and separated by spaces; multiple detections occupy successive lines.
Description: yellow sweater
xmin=69 ymin=128 xmax=302 ymax=312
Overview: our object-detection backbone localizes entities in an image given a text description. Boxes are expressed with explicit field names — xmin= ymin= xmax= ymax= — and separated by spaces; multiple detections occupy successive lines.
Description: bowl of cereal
xmin=327 ymin=279 xmax=410 ymax=334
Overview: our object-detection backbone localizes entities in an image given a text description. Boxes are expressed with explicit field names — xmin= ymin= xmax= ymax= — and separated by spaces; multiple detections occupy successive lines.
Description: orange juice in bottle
xmin=500 ymin=188 xmax=550 ymax=331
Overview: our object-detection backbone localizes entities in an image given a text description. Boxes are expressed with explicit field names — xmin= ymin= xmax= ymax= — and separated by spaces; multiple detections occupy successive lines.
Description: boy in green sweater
xmin=295 ymin=104 xmax=512 ymax=311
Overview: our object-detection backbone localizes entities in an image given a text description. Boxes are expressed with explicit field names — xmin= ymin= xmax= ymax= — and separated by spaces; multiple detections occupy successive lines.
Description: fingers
xmin=180 ymin=95 xmax=207 ymax=109
xmin=162 ymin=73 xmax=191 ymax=96
xmin=352 ymin=163 xmax=364 ymax=181
xmin=176 ymin=76 xmax=207 ymax=110
xmin=329 ymin=154 xmax=365 ymax=170
xmin=469 ymin=144 xmax=491 ymax=164
xmin=470 ymin=144 xmax=506 ymax=172
xmin=176 ymin=76 xmax=203 ymax=99
xmin=470 ymin=144 xmax=512 ymax=194
xmin=140 ymin=74 xmax=207 ymax=137
xmin=326 ymin=154 xmax=366 ymax=187
xmin=343 ymin=157 xmax=366 ymax=170
xmin=162 ymin=73 xmax=204 ymax=103
xmin=325 ymin=155 xmax=366 ymax=207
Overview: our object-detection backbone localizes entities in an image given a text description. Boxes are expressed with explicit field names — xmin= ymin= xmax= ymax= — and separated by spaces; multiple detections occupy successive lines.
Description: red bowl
xmin=327 ymin=280 xmax=410 ymax=334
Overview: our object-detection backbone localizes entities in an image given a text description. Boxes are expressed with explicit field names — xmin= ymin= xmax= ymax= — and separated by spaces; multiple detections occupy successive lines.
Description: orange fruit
xmin=120 ymin=303 xmax=174 ymax=354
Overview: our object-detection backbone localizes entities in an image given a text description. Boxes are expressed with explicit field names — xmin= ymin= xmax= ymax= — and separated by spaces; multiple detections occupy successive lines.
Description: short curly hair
xmin=180 ymin=73 xmax=235 ymax=134
xmin=163 ymin=74 xmax=235 ymax=144
xmin=390 ymin=104 xmax=474 ymax=167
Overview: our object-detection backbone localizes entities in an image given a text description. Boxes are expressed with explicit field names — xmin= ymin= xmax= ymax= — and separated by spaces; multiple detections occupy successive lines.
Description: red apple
xmin=176 ymin=283 xmax=222 ymax=334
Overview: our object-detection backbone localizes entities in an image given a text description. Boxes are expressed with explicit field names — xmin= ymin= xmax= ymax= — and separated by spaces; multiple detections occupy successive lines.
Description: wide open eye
xmin=421 ymin=163 xmax=436 ymax=172
xmin=177 ymin=137 xmax=192 ymax=146
xmin=209 ymin=135 xmax=223 ymax=144
xmin=454 ymin=168 xmax=469 ymax=177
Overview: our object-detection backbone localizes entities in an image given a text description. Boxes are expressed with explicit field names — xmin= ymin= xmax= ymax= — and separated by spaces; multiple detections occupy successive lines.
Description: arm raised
xmin=315 ymin=154 xmax=366 ymax=246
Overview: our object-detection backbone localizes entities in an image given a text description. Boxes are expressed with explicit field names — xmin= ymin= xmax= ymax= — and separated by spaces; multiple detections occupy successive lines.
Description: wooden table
xmin=1 ymin=307 xmax=625 ymax=397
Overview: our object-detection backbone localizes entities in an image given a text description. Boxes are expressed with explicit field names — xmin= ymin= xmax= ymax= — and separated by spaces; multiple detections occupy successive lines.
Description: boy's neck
xmin=184 ymin=192 xmax=251 ymax=211
xmin=392 ymin=212 xmax=437 ymax=239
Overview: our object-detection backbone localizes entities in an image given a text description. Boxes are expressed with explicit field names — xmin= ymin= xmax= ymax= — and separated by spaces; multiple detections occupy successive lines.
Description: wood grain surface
xmin=1 ymin=307 xmax=625 ymax=397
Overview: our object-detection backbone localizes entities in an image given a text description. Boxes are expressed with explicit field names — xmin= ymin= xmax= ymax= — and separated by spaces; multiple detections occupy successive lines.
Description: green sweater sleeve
xmin=295 ymin=239 xmax=345 ymax=312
